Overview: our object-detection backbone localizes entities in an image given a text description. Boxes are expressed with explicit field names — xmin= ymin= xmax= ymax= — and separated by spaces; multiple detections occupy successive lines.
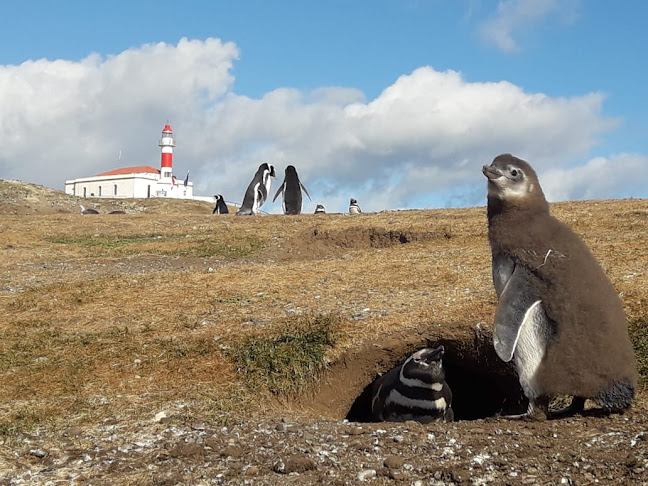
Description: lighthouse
xmin=65 ymin=121 xmax=204 ymax=201
xmin=158 ymin=124 xmax=175 ymax=182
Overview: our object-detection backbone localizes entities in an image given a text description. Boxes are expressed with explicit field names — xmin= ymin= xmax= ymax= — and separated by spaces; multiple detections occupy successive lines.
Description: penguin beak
xmin=414 ymin=345 xmax=445 ymax=364
xmin=482 ymin=164 xmax=503 ymax=180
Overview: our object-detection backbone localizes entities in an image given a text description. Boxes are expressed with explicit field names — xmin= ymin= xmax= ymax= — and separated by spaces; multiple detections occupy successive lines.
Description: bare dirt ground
xmin=0 ymin=180 xmax=647 ymax=485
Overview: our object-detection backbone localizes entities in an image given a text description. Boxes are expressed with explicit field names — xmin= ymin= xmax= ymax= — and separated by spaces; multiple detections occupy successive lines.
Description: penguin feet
xmin=504 ymin=396 xmax=549 ymax=421
xmin=550 ymin=397 xmax=586 ymax=419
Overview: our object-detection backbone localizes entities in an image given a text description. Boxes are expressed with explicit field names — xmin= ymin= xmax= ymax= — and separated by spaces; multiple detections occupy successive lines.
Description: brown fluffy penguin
xmin=482 ymin=153 xmax=637 ymax=420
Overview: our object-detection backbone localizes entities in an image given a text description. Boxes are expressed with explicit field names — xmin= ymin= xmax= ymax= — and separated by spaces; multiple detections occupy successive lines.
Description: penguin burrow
xmin=346 ymin=339 xmax=525 ymax=423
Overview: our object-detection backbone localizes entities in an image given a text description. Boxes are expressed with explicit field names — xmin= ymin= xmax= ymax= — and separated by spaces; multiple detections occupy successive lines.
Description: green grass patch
xmin=48 ymin=234 xmax=170 ymax=248
xmin=628 ymin=314 xmax=648 ymax=391
xmin=0 ymin=405 xmax=53 ymax=441
xmin=48 ymin=233 xmax=265 ymax=258
xmin=229 ymin=314 xmax=342 ymax=395
xmin=170 ymin=236 xmax=267 ymax=258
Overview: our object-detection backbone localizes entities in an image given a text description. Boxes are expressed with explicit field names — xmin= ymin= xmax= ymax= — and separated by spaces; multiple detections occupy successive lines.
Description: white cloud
xmin=540 ymin=154 xmax=648 ymax=202
xmin=0 ymin=37 xmax=632 ymax=213
xmin=478 ymin=0 xmax=580 ymax=52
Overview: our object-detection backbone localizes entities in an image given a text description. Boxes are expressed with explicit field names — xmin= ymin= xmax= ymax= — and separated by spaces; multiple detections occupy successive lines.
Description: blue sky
xmin=1 ymin=0 xmax=646 ymax=212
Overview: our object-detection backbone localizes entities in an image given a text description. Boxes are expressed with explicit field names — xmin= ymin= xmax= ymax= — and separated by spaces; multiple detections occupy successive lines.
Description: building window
xmin=114 ymin=184 xmax=118 ymax=196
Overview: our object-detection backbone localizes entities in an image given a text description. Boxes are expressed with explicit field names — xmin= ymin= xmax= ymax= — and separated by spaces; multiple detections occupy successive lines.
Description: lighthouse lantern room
xmin=64 ymin=123 xmax=195 ymax=200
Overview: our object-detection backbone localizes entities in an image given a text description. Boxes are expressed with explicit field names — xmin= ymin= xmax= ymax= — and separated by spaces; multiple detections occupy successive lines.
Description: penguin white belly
xmin=512 ymin=300 xmax=547 ymax=399
xmin=251 ymin=182 xmax=261 ymax=214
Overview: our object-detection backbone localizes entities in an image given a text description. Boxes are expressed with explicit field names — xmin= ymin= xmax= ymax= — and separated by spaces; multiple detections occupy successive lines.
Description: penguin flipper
xmin=300 ymin=182 xmax=312 ymax=201
xmin=273 ymin=182 xmax=285 ymax=203
xmin=493 ymin=264 xmax=544 ymax=362
xmin=492 ymin=252 xmax=515 ymax=297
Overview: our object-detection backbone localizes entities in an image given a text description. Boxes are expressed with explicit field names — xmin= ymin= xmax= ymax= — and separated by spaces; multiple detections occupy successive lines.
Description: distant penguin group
xmin=226 ymin=162 xmax=345 ymax=215
xmin=483 ymin=153 xmax=637 ymax=420
xmin=212 ymin=162 xmax=367 ymax=215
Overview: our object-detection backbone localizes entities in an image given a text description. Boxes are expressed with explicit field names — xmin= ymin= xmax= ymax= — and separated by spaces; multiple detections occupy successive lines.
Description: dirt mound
xmin=0 ymin=179 xmax=214 ymax=215
xmin=271 ymin=225 xmax=449 ymax=261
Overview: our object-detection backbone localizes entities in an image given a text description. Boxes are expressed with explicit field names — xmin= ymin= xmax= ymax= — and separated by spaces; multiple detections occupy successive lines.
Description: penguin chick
xmin=371 ymin=345 xmax=453 ymax=423
xmin=483 ymin=153 xmax=637 ymax=420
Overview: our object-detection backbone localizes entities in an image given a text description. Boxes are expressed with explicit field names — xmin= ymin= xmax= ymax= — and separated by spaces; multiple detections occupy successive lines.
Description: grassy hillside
xmin=1 ymin=181 xmax=647 ymax=437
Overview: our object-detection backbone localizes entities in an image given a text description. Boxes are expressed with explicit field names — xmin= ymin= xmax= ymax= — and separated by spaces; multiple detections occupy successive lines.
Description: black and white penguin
xmin=80 ymin=204 xmax=99 ymax=215
xmin=236 ymin=163 xmax=276 ymax=215
xmin=272 ymin=165 xmax=312 ymax=215
xmin=314 ymin=204 xmax=326 ymax=214
xmin=349 ymin=198 xmax=361 ymax=214
xmin=483 ymin=153 xmax=637 ymax=420
xmin=212 ymin=194 xmax=229 ymax=214
xmin=371 ymin=345 xmax=453 ymax=423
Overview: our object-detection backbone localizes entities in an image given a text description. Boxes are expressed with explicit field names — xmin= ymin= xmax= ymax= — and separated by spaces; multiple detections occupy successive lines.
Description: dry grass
xmin=1 ymin=198 xmax=647 ymax=437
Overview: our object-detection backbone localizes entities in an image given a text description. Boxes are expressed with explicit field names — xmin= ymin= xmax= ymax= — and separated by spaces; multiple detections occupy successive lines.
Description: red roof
xmin=162 ymin=124 xmax=173 ymax=132
xmin=97 ymin=166 xmax=160 ymax=176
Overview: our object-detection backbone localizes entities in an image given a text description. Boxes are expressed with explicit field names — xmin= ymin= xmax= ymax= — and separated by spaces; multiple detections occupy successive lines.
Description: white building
xmin=65 ymin=124 xmax=195 ymax=199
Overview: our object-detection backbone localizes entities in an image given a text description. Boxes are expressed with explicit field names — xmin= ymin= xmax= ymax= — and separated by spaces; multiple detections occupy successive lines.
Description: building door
xmin=147 ymin=185 xmax=151 ymax=198
xmin=83 ymin=187 xmax=86 ymax=198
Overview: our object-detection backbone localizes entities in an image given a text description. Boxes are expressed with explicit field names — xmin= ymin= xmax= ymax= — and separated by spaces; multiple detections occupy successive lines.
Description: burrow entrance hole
xmin=345 ymin=335 xmax=527 ymax=422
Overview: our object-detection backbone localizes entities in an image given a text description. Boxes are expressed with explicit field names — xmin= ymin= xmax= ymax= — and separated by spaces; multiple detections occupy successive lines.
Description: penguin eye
xmin=510 ymin=168 xmax=522 ymax=179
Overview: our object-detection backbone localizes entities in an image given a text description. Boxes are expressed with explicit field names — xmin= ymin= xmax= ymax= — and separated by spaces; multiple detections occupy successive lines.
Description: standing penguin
xmin=236 ymin=163 xmax=276 ymax=215
xmin=371 ymin=345 xmax=453 ymax=423
xmin=314 ymin=204 xmax=326 ymax=214
xmin=272 ymin=165 xmax=312 ymax=215
xmin=483 ymin=153 xmax=637 ymax=420
xmin=212 ymin=194 xmax=229 ymax=214
xmin=349 ymin=198 xmax=362 ymax=214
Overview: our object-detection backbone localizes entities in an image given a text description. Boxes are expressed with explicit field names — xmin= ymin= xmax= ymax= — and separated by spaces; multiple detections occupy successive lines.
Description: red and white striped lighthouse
xmin=158 ymin=124 xmax=176 ymax=181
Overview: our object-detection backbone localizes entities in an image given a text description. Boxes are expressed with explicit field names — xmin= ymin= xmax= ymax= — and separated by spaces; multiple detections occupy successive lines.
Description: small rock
xmin=384 ymin=456 xmax=405 ymax=469
xmin=358 ymin=469 xmax=377 ymax=481
xmin=168 ymin=442 xmax=204 ymax=458
xmin=389 ymin=470 xmax=407 ymax=481
xmin=29 ymin=449 xmax=47 ymax=459
xmin=221 ymin=445 xmax=243 ymax=458
xmin=274 ymin=454 xmax=317 ymax=474
xmin=245 ymin=465 xmax=259 ymax=476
